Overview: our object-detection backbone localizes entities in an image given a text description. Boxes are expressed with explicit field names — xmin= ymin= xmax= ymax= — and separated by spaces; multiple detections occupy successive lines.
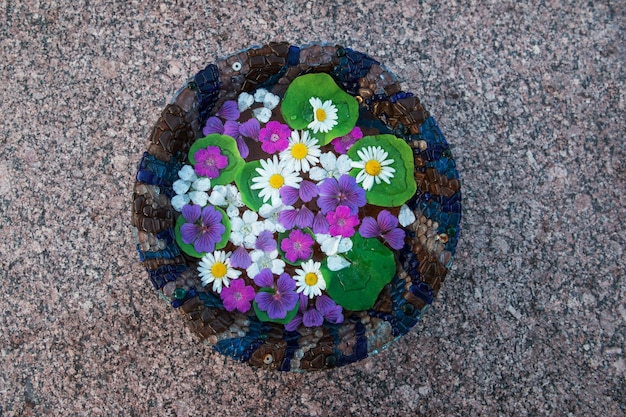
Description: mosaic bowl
xmin=132 ymin=42 xmax=461 ymax=371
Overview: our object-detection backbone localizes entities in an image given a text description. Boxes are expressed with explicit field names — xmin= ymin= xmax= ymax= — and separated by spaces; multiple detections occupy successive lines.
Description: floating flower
xmin=352 ymin=146 xmax=396 ymax=191
xmin=220 ymin=278 xmax=255 ymax=312
xmin=208 ymin=184 xmax=244 ymax=218
xmin=398 ymin=204 xmax=417 ymax=227
xmin=317 ymin=174 xmax=366 ymax=215
xmin=171 ymin=165 xmax=211 ymax=211
xmin=294 ymin=259 xmax=325 ymax=299
xmin=198 ymin=250 xmax=241 ymax=293
xmin=278 ymin=205 xmax=314 ymax=230
xmin=315 ymin=233 xmax=353 ymax=256
xmin=237 ymin=92 xmax=254 ymax=112
xmin=230 ymin=246 xmax=251 ymax=269
xmin=331 ymin=126 xmax=363 ymax=154
xmin=229 ymin=210 xmax=265 ymax=249
xmin=326 ymin=205 xmax=360 ymax=238
xmin=307 ymin=97 xmax=338 ymax=134
xmin=179 ymin=204 xmax=225 ymax=253
xmin=359 ymin=210 xmax=406 ymax=249
xmin=215 ymin=100 xmax=240 ymax=121
xmin=281 ymin=229 xmax=314 ymax=263
xmin=250 ymin=155 xmax=302 ymax=206
xmin=258 ymin=201 xmax=291 ymax=233
xmin=259 ymin=121 xmax=291 ymax=154
xmin=285 ymin=294 xmax=343 ymax=331
xmin=312 ymin=211 xmax=329 ymax=234
xmin=255 ymin=230 xmax=277 ymax=252
xmin=254 ymin=270 xmax=299 ymax=319
xmin=279 ymin=180 xmax=318 ymax=205
xmin=194 ymin=146 xmax=228 ymax=179
xmin=280 ymin=130 xmax=321 ymax=173
xmin=309 ymin=152 xmax=353 ymax=182
xmin=247 ymin=249 xmax=285 ymax=277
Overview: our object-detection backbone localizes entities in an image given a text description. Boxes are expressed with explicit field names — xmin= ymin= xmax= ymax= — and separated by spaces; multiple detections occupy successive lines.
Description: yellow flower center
xmin=291 ymin=143 xmax=308 ymax=160
xmin=365 ymin=159 xmax=382 ymax=176
xmin=211 ymin=262 xmax=227 ymax=278
xmin=304 ymin=272 xmax=318 ymax=286
xmin=315 ymin=107 xmax=327 ymax=122
xmin=269 ymin=173 xmax=285 ymax=189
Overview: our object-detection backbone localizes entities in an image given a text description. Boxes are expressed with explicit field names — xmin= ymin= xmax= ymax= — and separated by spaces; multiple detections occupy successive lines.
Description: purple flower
xmin=359 ymin=210 xmax=406 ymax=249
xmin=280 ymin=180 xmax=318 ymax=205
xmin=281 ymin=229 xmax=314 ymax=263
xmin=215 ymin=100 xmax=240 ymax=121
xmin=254 ymin=271 xmax=299 ymax=319
xmin=278 ymin=205 xmax=314 ymax=230
xmin=255 ymin=230 xmax=277 ymax=252
xmin=230 ymin=246 xmax=251 ymax=269
xmin=203 ymin=116 xmax=225 ymax=136
xmin=312 ymin=211 xmax=329 ymax=234
xmin=220 ymin=278 xmax=255 ymax=312
xmin=194 ymin=146 xmax=228 ymax=179
xmin=285 ymin=294 xmax=343 ymax=331
xmin=203 ymin=110 xmax=259 ymax=159
xmin=331 ymin=126 xmax=363 ymax=154
xmin=179 ymin=204 xmax=225 ymax=253
xmin=317 ymin=174 xmax=366 ymax=215
xmin=259 ymin=121 xmax=291 ymax=154
xmin=326 ymin=205 xmax=360 ymax=238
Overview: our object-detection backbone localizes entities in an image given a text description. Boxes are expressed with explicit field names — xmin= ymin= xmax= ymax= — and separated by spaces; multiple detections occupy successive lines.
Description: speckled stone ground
xmin=0 ymin=1 xmax=624 ymax=416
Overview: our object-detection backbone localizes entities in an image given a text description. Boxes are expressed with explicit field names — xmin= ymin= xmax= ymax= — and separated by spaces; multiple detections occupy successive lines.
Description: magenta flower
xmin=194 ymin=146 xmax=228 ymax=179
xmin=359 ymin=210 xmax=406 ymax=249
xmin=281 ymin=229 xmax=314 ymax=263
xmin=279 ymin=180 xmax=319 ymax=205
xmin=285 ymin=294 xmax=344 ymax=331
xmin=220 ymin=278 xmax=255 ymax=313
xmin=259 ymin=121 xmax=291 ymax=154
xmin=278 ymin=205 xmax=314 ymax=230
xmin=326 ymin=205 xmax=360 ymax=238
xmin=179 ymin=204 xmax=225 ymax=253
xmin=317 ymin=174 xmax=366 ymax=215
xmin=254 ymin=270 xmax=299 ymax=319
xmin=330 ymin=126 xmax=363 ymax=154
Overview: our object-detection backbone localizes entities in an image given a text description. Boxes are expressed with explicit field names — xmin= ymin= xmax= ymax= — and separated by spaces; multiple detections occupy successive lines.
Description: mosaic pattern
xmin=132 ymin=42 xmax=461 ymax=371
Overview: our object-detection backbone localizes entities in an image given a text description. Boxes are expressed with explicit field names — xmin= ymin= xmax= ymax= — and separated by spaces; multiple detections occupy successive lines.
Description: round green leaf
xmin=188 ymin=134 xmax=245 ymax=185
xmin=174 ymin=206 xmax=231 ymax=258
xmin=253 ymin=290 xmax=300 ymax=324
xmin=234 ymin=160 xmax=266 ymax=211
xmin=281 ymin=73 xmax=359 ymax=145
xmin=321 ymin=233 xmax=395 ymax=310
xmin=348 ymin=134 xmax=417 ymax=207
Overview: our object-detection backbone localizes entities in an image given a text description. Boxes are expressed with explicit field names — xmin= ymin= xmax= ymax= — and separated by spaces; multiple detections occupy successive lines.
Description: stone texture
xmin=0 ymin=0 xmax=624 ymax=416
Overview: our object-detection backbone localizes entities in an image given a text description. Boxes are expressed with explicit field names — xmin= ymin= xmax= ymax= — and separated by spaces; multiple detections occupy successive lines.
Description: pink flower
xmin=259 ymin=121 xmax=291 ymax=154
xmin=220 ymin=279 xmax=255 ymax=313
xmin=330 ymin=126 xmax=363 ymax=154
xmin=280 ymin=229 xmax=314 ymax=263
xmin=326 ymin=205 xmax=360 ymax=238
xmin=194 ymin=146 xmax=228 ymax=179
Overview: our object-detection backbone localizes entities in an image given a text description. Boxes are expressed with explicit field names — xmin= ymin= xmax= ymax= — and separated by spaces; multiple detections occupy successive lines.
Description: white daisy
xmin=250 ymin=155 xmax=302 ymax=206
xmin=258 ymin=202 xmax=292 ymax=233
xmin=294 ymin=260 xmax=326 ymax=299
xmin=280 ymin=130 xmax=321 ymax=173
xmin=246 ymin=249 xmax=285 ymax=278
xmin=208 ymin=184 xmax=244 ymax=218
xmin=307 ymin=97 xmax=338 ymax=134
xmin=229 ymin=210 xmax=266 ymax=248
xmin=198 ymin=250 xmax=241 ymax=293
xmin=351 ymin=146 xmax=396 ymax=191
xmin=309 ymin=152 xmax=353 ymax=181
xmin=171 ymin=165 xmax=211 ymax=211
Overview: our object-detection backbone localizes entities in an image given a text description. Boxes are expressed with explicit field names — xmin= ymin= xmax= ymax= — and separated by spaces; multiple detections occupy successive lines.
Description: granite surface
xmin=0 ymin=0 xmax=624 ymax=416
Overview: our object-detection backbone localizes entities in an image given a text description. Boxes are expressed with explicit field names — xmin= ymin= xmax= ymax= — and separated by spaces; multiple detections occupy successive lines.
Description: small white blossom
xmin=398 ymin=204 xmax=417 ymax=227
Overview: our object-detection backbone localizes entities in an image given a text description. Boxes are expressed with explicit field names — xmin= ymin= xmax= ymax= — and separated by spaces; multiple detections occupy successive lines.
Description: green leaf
xmin=188 ymin=134 xmax=245 ymax=185
xmin=348 ymin=134 xmax=417 ymax=207
xmin=281 ymin=73 xmax=359 ymax=145
xmin=174 ymin=206 xmax=231 ymax=258
xmin=253 ymin=290 xmax=300 ymax=324
xmin=234 ymin=160 xmax=266 ymax=211
xmin=321 ymin=233 xmax=396 ymax=310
